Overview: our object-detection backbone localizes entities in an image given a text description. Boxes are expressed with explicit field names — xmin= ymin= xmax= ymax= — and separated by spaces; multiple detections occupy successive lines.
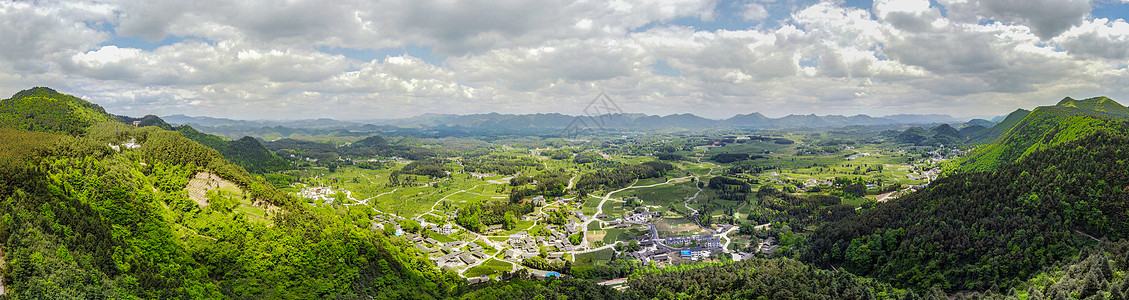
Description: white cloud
xmin=938 ymin=0 xmax=1090 ymax=39
xmin=1054 ymin=18 xmax=1129 ymax=59
xmin=1 ymin=0 xmax=1128 ymax=120
xmin=741 ymin=3 xmax=769 ymax=21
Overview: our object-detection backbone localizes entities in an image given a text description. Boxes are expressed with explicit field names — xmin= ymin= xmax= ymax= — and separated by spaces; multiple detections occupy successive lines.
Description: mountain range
xmin=166 ymin=111 xmax=972 ymax=132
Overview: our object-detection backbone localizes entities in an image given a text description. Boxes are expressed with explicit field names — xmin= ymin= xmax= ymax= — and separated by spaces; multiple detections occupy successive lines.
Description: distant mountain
xmin=171 ymin=123 xmax=291 ymax=173
xmin=967 ymin=108 xmax=1030 ymax=143
xmin=964 ymin=119 xmax=995 ymax=128
xmin=881 ymin=114 xmax=965 ymax=124
xmin=165 ymin=114 xmax=362 ymax=129
xmin=129 ymin=114 xmax=291 ymax=173
xmin=169 ymin=112 xmax=970 ymax=137
xmin=116 ymin=114 xmax=174 ymax=130
xmin=0 ymin=87 xmax=115 ymax=135
xmin=724 ymin=112 xmax=772 ymax=127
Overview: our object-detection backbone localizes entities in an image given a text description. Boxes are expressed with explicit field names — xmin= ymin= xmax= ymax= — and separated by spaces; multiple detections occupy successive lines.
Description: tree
xmin=504 ymin=211 xmax=518 ymax=230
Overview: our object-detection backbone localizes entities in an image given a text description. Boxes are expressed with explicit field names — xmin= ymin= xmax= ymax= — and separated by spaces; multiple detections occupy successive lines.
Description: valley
xmin=1 ymin=88 xmax=1127 ymax=299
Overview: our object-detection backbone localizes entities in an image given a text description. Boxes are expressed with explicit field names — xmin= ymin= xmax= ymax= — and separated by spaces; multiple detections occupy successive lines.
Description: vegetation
xmin=6 ymin=87 xmax=1129 ymax=299
xmin=808 ymin=131 xmax=1129 ymax=291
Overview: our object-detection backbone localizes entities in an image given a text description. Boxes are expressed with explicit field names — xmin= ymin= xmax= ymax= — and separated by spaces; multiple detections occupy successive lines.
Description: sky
xmin=2 ymin=0 xmax=1129 ymax=120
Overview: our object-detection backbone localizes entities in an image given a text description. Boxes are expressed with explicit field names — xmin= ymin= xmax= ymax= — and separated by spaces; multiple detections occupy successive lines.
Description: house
xmin=468 ymin=276 xmax=490 ymax=285
xmin=459 ymin=253 xmax=477 ymax=265
xmin=505 ymin=249 xmax=522 ymax=260
xmin=472 ymin=251 xmax=489 ymax=260
xmin=547 ymin=253 xmax=563 ymax=261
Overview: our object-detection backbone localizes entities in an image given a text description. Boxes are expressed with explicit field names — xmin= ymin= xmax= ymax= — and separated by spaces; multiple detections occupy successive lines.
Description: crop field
xmin=574 ymin=248 xmax=615 ymax=265
xmin=464 ymin=259 xmax=512 ymax=278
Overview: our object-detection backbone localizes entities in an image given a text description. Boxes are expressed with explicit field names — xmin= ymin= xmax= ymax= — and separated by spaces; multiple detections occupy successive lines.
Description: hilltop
xmin=957 ymin=96 xmax=1129 ymax=172
xmin=0 ymin=87 xmax=461 ymax=298
xmin=0 ymin=87 xmax=115 ymax=135
xmin=809 ymin=109 xmax=1129 ymax=292
xmin=1056 ymin=96 xmax=1129 ymax=116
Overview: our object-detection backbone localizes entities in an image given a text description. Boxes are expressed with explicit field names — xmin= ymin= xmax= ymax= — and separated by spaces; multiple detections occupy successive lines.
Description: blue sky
xmin=2 ymin=0 xmax=1128 ymax=120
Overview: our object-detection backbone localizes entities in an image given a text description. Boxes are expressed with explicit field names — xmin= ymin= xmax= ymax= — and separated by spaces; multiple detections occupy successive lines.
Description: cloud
xmin=938 ymin=0 xmax=1090 ymax=39
xmin=0 ymin=1 xmax=108 ymax=72
xmin=741 ymin=3 xmax=769 ymax=21
xmin=2 ymin=0 xmax=1129 ymax=120
xmin=1054 ymin=18 xmax=1129 ymax=59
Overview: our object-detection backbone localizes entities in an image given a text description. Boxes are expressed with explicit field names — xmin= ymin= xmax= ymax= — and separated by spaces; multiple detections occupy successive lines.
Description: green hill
xmin=174 ymin=124 xmax=291 ymax=173
xmin=809 ymin=98 xmax=1129 ymax=292
xmin=967 ymin=108 xmax=1029 ymax=143
xmin=808 ymin=130 xmax=1129 ymax=292
xmin=0 ymin=87 xmax=115 ymax=135
xmin=957 ymin=101 xmax=1129 ymax=172
xmin=1056 ymin=96 xmax=1129 ymax=115
xmin=0 ymin=88 xmax=461 ymax=299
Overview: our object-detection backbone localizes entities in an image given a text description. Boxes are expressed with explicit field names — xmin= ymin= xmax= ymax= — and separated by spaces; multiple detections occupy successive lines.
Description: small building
xmin=680 ymin=250 xmax=692 ymax=258
xmin=468 ymin=276 xmax=490 ymax=285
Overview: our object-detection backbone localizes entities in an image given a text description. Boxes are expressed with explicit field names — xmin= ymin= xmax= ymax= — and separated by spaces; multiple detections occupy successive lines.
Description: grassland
xmin=464 ymin=259 xmax=513 ymax=278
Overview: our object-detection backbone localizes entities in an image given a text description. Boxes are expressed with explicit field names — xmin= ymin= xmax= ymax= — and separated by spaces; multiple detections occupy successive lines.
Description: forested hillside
xmin=174 ymin=125 xmax=291 ymax=173
xmin=0 ymin=87 xmax=114 ymax=135
xmin=967 ymin=108 xmax=1029 ymax=144
xmin=957 ymin=103 xmax=1129 ymax=172
xmin=0 ymin=88 xmax=459 ymax=299
xmin=807 ymin=131 xmax=1129 ymax=291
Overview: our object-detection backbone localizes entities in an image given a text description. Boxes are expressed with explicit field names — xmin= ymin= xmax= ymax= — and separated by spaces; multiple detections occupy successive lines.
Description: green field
xmin=574 ymin=248 xmax=615 ymax=265
xmin=464 ymin=259 xmax=512 ymax=278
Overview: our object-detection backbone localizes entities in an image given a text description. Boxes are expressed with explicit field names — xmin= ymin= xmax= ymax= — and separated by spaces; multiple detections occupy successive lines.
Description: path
xmin=580 ymin=180 xmax=639 ymax=249
xmin=1074 ymin=229 xmax=1101 ymax=242
xmin=423 ymin=185 xmax=481 ymax=218
xmin=719 ymin=225 xmax=738 ymax=252
xmin=345 ymin=188 xmax=400 ymax=207
xmin=682 ymin=156 xmax=715 ymax=233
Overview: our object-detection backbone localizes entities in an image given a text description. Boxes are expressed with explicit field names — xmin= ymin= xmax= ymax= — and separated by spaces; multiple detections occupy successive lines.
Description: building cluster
xmin=624 ymin=211 xmax=661 ymax=223
xmin=502 ymin=228 xmax=579 ymax=262
xmin=427 ymin=223 xmax=458 ymax=236
xmin=409 ymin=236 xmax=492 ymax=270
xmin=299 ymin=186 xmax=336 ymax=201
xmin=108 ymin=138 xmax=142 ymax=152
xmin=662 ymin=234 xmax=721 ymax=249
xmin=628 ymin=240 xmax=720 ymax=263
xmin=845 ymin=152 xmax=871 ymax=160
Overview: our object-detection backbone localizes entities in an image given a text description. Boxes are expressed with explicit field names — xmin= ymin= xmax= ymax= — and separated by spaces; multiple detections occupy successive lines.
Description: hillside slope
xmin=0 ymin=88 xmax=460 ymax=299
xmin=0 ymin=87 xmax=115 ymax=135
xmin=958 ymin=102 xmax=1129 ymax=172
xmin=174 ymin=125 xmax=291 ymax=173
xmin=1056 ymin=96 xmax=1129 ymax=116
xmin=967 ymin=108 xmax=1029 ymax=143
xmin=808 ymin=128 xmax=1129 ymax=292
